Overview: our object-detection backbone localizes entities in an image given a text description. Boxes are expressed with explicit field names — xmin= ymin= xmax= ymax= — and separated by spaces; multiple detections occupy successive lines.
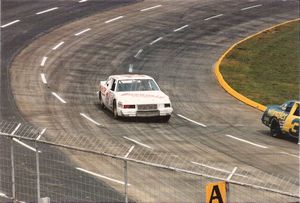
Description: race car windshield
xmin=116 ymin=79 xmax=160 ymax=92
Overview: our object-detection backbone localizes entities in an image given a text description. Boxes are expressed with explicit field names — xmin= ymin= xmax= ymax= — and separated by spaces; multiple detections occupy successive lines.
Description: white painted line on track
xmin=173 ymin=24 xmax=189 ymax=32
xmin=36 ymin=7 xmax=59 ymax=15
xmin=149 ymin=37 xmax=163 ymax=45
xmin=191 ymin=161 xmax=247 ymax=178
xmin=123 ymin=136 xmax=152 ymax=149
xmin=80 ymin=113 xmax=102 ymax=126
xmin=36 ymin=128 xmax=46 ymax=140
xmin=1 ymin=20 xmax=20 ymax=28
xmin=134 ymin=49 xmax=143 ymax=58
xmin=0 ymin=192 xmax=10 ymax=199
xmin=225 ymin=134 xmax=268 ymax=149
xmin=74 ymin=28 xmax=91 ymax=36
xmin=140 ymin=5 xmax=162 ymax=12
xmin=226 ymin=167 xmax=237 ymax=181
xmin=105 ymin=16 xmax=124 ymax=24
xmin=125 ymin=146 xmax=135 ymax=158
xmin=128 ymin=64 xmax=133 ymax=73
xmin=79 ymin=0 xmax=88 ymax=2
xmin=177 ymin=114 xmax=207 ymax=127
xmin=241 ymin=4 xmax=262 ymax=11
xmin=76 ymin=167 xmax=130 ymax=185
xmin=51 ymin=92 xmax=67 ymax=104
xmin=52 ymin=41 xmax=64 ymax=50
xmin=11 ymin=123 xmax=21 ymax=135
xmin=204 ymin=14 xmax=224 ymax=21
xmin=280 ymin=151 xmax=300 ymax=159
xmin=40 ymin=73 xmax=47 ymax=84
xmin=191 ymin=161 xmax=231 ymax=173
xmin=40 ymin=57 xmax=48 ymax=67
xmin=13 ymin=138 xmax=41 ymax=152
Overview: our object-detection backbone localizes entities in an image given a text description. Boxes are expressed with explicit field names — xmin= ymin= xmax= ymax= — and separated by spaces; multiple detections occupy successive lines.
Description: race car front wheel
xmin=161 ymin=115 xmax=171 ymax=123
xmin=270 ymin=118 xmax=281 ymax=137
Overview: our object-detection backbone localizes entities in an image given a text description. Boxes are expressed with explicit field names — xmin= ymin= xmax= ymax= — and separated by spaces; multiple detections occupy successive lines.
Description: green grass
xmin=220 ymin=21 xmax=299 ymax=106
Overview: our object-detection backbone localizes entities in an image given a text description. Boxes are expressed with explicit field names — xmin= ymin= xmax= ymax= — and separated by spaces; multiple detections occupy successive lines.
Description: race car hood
xmin=116 ymin=91 xmax=170 ymax=104
xmin=265 ymin=105 xmax=281 ymax=113
xmin=264 ymin=105 xmax=289 ymax=120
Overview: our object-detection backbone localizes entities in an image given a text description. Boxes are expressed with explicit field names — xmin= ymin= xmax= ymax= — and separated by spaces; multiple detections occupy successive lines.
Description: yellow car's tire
xmin=270 ymin=118 xmax=281 ymax=137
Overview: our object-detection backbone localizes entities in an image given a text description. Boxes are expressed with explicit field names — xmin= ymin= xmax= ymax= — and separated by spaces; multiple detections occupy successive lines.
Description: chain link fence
xmin=0 ymin=121 xmax=299 ymax=202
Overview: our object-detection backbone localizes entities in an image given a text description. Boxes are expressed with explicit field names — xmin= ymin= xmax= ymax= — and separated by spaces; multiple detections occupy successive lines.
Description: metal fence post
xmin=124 ymin=160 xmax=128 ymax=203
xmin=35 ymin=141 xmax=40 ymax=202
xmin=10 ymin=138 xmax=16 ymax=203
xmin=123 ymin=145 xmax=134 ymax=203
xmin=225 ymin=182 xmax=230 ymax=203
xmin=226 ymin=167 xmax=237 ymax=203
xmin=36 ymin=128 xmax=46 ymax=203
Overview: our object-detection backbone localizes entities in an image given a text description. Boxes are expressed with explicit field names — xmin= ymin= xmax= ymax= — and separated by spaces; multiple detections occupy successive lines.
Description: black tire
xmin=99 ymin=92 xmax=105 ymax=109
xmin=270 ymin=118 xmax=281 ymax=137
xmin=113 ymin=101 xmax=119 ymax=119
xmin=161 ymin=115 xmax=171 ymax=123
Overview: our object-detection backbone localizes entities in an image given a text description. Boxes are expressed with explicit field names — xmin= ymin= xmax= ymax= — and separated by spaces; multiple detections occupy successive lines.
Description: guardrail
xmin=0 ymin=121 xmax=299 ymax=202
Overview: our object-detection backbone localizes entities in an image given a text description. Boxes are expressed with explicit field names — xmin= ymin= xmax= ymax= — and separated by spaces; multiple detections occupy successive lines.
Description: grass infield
xmin=220 ymin=21 xmax=299 ymax=106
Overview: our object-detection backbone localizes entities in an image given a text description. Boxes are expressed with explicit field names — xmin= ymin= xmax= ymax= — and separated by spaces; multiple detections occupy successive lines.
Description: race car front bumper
xmin=118 ymin=107 xmax=173 ymax=117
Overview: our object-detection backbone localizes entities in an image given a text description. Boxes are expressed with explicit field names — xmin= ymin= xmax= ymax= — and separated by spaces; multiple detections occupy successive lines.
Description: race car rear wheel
xmin=99 ymin=92 xmax=105 ymax=109
xmin=113 ymin=101 xmax=119 ymax=119
xmin=270 ymin=118 xmax=281 ymax=137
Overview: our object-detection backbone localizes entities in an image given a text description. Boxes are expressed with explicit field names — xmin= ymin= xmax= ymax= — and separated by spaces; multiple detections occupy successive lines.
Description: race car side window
xmin=285 ymin=102 xmax=294 ymax=113
xmin=294 ymin=105 xmax=299 ymax=116
xmin=106 ymin=78 xmax=111 ymax=87
xmin=111 ymin=79 xmax=116 ymax=91
xmin=281 ymin=102 xmax=287 ymax=111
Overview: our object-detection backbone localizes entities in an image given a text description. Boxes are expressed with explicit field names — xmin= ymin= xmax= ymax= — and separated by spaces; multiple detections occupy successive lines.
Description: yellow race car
xmin=262 ymin=100 xmax=299 ymax=138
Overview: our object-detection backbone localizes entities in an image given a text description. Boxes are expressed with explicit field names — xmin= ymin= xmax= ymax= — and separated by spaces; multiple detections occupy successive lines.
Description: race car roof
xmin=110 ymin=74 xmax=154 ymax=80
xmin=286 ymin=100 xmax=300 ymax=104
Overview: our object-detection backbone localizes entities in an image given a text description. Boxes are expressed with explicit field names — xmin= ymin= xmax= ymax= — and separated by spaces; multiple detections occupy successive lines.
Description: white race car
xmin=98 ymin=74 xmax=173 ymax=121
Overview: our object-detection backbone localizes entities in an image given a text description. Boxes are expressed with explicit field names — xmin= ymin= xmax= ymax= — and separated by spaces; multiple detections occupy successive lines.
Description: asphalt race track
xmin=1 ymin=0 xmax=299 ymax=202
xmin=1 ymin=0 xmax=140 ymax=201
xmin=1 ymin=0 xmax=140 ymax=121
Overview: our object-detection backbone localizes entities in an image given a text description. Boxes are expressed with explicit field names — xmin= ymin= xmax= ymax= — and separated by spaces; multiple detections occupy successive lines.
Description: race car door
xmin=108 ymin=79 xmax=117 ymax=108
xmin=102 ymin=78 xmax=113 ymax=108
xmin=103 ymin=78 xmax=116 ymax=109
xmin=282 ymin=103 xmax=299 ymax=137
